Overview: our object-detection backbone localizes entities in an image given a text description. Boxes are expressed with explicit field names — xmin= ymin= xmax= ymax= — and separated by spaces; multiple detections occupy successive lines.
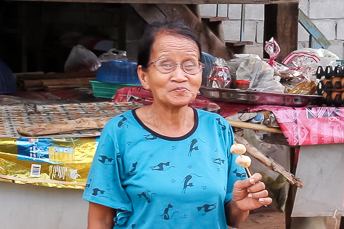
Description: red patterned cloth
xmin=113 ymin=86 xmax=221 ymax=113
xmin=251 ymin=106 xmax=344 ymax=146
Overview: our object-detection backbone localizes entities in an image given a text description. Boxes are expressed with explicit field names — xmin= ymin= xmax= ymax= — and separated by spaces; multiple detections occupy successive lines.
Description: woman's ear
xmin=137 ymin=65 xmax=150 ymax=90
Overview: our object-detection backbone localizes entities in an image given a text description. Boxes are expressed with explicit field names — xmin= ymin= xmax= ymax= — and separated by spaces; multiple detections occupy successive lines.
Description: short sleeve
xmin=224 ymin=124 xmax=248 ymax=203
xmin=83 ymin=119 xmax=132 ymax=224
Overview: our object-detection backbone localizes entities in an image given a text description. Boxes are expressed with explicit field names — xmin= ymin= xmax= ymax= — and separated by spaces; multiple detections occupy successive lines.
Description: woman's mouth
xmin=172 ymin=87 xmax=189 ymax=92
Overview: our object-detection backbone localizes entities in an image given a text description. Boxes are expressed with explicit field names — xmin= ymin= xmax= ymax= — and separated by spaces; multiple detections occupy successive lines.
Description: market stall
xmin=4 ymin=0 xmax=344 ymax=228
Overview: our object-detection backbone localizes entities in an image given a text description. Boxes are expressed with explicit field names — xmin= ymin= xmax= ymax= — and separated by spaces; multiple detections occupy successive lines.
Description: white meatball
xmin=235 ymin=155 xmax=251 ymax=168
xmin=230 ymin=143 xmax=246 ymax=155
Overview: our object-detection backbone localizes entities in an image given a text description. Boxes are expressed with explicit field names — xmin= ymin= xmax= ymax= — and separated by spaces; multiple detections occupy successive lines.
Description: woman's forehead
xmin=151 ymin=33 xmax=199 ymax=57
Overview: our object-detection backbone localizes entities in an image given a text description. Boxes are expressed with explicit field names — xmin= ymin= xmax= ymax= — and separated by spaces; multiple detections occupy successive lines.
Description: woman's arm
xmin=87 ymin=202 xmax=116 ymax=229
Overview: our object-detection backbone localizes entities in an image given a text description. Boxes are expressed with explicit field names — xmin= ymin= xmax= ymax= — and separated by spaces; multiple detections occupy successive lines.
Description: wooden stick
xmin=16 ymin=71 xmax=95 ymax=80
xmin=235 ymin=134 xmax=304 ymax=188
xmin=21 ymin=77 xmax=94 ymax=88
xmin=226 ymin=118 xmax=282 ymax=134
xmin=17 ymin=117 xmax=112 ymax=136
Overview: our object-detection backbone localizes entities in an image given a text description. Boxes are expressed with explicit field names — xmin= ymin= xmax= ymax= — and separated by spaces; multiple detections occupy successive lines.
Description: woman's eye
xmin=160 ymin=61 xmax=174 ymax=68
xmin=183 ymin=60 xmax=197 ymax=68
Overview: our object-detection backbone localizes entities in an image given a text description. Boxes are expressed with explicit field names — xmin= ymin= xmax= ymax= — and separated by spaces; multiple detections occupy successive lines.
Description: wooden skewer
xmin=245 ymin=167 xmax=252 ymax=177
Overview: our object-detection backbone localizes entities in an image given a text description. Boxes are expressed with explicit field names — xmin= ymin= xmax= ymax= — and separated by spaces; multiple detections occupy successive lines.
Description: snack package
xmin=0 ymin=137 xmax=98 ymax=189
xmin=207 ymin=57 xmax=231 ymax=88
xmin=286 ymin=81 xmax=317 ymax=95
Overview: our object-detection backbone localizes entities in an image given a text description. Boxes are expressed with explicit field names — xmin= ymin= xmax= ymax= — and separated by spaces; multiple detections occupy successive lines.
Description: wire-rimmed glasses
xmin=148 ymin=58 xmax=204 ymax=75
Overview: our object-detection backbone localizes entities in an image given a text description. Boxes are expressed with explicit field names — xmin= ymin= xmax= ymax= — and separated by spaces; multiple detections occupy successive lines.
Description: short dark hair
xmin=137 ymin=21 xmax=202 ymax=68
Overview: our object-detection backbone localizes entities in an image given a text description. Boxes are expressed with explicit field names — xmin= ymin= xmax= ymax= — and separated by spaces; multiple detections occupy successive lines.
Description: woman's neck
xmin=136 ymin=104 xmax=195 ymax=137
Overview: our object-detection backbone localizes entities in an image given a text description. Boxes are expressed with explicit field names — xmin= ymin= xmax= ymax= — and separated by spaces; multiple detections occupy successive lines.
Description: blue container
xmin=0 ymin=60 xmax=16 ymax=94
xmin=201 ymin=52 xmax=215 ymax=86
xmin=96 ymin=60 xmax=141 ymax=85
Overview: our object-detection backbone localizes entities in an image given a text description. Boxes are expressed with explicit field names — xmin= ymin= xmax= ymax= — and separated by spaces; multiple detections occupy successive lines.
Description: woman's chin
xmin=167 ymin=97 xmax=194 ymax=107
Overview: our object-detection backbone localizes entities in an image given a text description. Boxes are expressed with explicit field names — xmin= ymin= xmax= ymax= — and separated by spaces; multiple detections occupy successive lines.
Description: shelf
xmin=10 ymin=0 xmax=299 ymax=5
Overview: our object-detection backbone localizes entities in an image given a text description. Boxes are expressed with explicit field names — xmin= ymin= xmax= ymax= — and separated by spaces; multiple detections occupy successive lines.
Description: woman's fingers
xmin=234 ymin=173 xmax=263 ymax=190
xmin=247 ymin=189 xmax=269 ymax=199
xmin=247 ymin=181 xmax=266 ymax=193
xmin=257 ymin=197 xmax=273 ymax=206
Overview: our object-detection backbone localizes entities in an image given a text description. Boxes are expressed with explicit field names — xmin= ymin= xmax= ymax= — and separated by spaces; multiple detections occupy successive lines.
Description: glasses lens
xmin=182 ymin=60 xmax=201 ymax=75
xmin=155 ymin=59 xmax=176 ymax=74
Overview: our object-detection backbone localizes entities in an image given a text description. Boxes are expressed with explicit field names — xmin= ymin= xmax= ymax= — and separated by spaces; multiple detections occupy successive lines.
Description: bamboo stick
xmin=226 ymin=118 xmax=282 ymax=134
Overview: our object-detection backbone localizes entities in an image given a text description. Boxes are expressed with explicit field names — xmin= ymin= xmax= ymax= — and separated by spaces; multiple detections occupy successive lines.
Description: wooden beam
xmin=264 ymin=3 xmax=299 ymax=62
xmin=132 ymin=4 xmax=231 ymax=59
xmin=298 ymin=9 xmax=331 ymax=49
xmin=235 ymin=135 xmax=304 ymax=188
xmin=7 ymin=0 xmax=299 ymax=4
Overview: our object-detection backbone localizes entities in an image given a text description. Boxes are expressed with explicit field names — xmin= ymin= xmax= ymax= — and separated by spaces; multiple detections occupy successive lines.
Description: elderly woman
xmin=83 ymin=21 xmax=272 ymax=229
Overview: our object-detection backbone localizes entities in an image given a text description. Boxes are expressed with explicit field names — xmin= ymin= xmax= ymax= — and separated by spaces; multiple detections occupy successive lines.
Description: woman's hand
xmin=232 ymin=173 xmax=272 ymax=211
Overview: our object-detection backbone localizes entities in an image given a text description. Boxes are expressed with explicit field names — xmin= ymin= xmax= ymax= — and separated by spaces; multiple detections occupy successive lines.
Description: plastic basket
xmin=96 ymin=60 xmax=140 ymax=85
xmin=90 ymin=80 xmax=135 ymax=99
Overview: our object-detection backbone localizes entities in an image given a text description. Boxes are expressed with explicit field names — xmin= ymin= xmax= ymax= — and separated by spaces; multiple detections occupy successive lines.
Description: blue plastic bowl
xmin=0 ymin=60 xmax=16 ymax=94
xmin=96 ymin=60 xmax=141 ymax=85
xmin=201 ymin=52 xmax=215 ymax=86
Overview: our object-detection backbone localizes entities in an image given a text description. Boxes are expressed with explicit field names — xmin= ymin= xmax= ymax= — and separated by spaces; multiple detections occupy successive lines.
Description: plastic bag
xmin=236 ymin=55 xmax=285 ymax=93
xmin=0 ymin=137 xmax=97 ymax=189
xmin=99 ymin=48 xmax=127 ymax=62
xmin=64 ymin=45 xmax=101 ymax=72
xmin=206 ymin=57 xmax=231 ymax=88
xmin=282 ymin=48 xmax=339 ymax=81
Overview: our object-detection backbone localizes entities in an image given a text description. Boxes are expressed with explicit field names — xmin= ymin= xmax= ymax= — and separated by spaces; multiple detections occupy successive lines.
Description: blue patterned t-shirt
xmin=83 ymin=108 xmax=247 ymax=229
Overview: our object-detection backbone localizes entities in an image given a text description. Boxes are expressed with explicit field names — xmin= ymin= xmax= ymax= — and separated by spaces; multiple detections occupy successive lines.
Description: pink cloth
xmin=251 ymin=106 xmax=344 ymax=146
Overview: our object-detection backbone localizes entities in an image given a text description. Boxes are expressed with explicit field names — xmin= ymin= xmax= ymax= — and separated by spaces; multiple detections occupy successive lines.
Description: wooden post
xmin=264 ymin=3 xmax=299 ymax=62
xmin=285 ymin=147 xmax=299 ymax=229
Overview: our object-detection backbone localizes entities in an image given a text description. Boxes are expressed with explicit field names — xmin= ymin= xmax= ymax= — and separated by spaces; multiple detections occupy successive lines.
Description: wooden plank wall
xmin=264 ymin=3 xmax=299 ymax=62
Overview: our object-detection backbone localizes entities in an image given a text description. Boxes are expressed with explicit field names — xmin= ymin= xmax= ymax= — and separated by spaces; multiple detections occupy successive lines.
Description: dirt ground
xmin=240 ymin=208 xmax=285 ymax=229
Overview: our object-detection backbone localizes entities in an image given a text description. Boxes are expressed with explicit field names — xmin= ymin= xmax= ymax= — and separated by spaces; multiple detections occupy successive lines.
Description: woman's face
xmin=138 ymin=32 xmax=202 ymax=108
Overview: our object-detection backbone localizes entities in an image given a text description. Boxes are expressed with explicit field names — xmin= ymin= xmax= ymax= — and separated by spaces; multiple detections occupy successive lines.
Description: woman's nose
xmin=171 ymin=64 xmax=188 ymax=81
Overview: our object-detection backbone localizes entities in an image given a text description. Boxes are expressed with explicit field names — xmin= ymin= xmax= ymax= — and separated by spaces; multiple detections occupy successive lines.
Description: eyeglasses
xmin=148 ymin=58 xmax=204 ymax=75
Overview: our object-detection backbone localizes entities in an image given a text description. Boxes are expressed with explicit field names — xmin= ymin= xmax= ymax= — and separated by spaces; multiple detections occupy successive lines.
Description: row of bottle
xmin=321 ymin=91 xmax=344 ymax=106
xmin=316 ymin=66 xmax=344 ymax=106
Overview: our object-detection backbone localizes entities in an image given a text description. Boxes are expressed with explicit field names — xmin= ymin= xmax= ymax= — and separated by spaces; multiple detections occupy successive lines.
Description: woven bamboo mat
xmin=0 ymin=102 xmax=140 ymax=138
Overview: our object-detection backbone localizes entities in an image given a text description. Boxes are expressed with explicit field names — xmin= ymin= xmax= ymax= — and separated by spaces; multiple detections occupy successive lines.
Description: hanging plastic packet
xmin=264 ymin=37 xmax=280 ymax=67
xmin=207 ymin=57 xmax=231 ymax=88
